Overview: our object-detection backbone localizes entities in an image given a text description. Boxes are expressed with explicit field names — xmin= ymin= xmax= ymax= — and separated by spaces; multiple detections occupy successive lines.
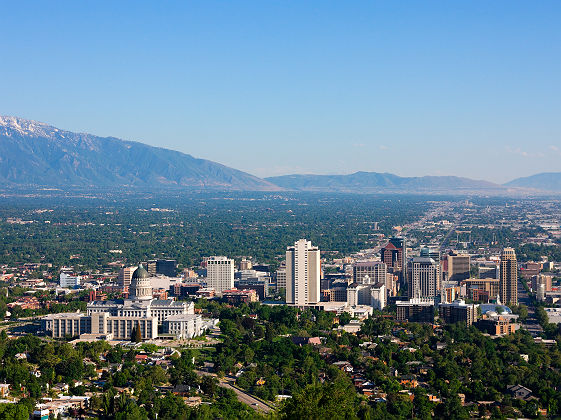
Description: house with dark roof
xmin=506 ymin=384 xmax=533 ymax=401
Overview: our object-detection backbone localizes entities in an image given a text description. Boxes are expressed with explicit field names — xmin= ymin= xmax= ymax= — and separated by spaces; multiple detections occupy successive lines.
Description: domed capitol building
xmin=42 ymin=265 xmax=213 ymax=340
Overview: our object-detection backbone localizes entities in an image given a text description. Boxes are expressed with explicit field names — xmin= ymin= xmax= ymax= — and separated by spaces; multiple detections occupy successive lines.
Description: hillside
xmin=504 ymin=172 xmax=561 ymax=192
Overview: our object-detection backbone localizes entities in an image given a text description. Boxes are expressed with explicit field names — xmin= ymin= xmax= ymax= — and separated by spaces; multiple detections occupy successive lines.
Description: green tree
xmin=339 ymin=312 xmax=352 ymax=326
xmin=413 ymin=388 xmax=434 ymax=419
xmin=435 ymin=394 xmax=469 ymax=419
xmin=280 ymin=376 xmax=358 ymax=420
xmin=0 ymin=403 xmax=30 ymax=420
xmin=386 ymin=392 xmax=413 ymax=418
xmin=201 ymin=375 xmax=218 ymax=398
xmin=114 ymin=400 xmax=148 ymax=420
xmin=134 ymin=325 xmax=142 ymax=343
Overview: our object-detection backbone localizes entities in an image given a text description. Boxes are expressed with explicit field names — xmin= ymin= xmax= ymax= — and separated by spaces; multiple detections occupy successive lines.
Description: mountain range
xmin=504 ymin=172 xmax=561 ymax=192
xmin=0 ymin=116 xmax=559 ymax=194
xmin=0 ymin=116 xmax=280 ymax=191
xmin=265 ymin=172 xmax=505 ymax=194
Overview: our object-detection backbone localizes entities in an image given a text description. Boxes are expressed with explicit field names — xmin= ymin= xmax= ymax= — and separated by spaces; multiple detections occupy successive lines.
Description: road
xmin=0 ymin=317 xmax=41 ymax=335
xmin=400 ymin=202 xmax=454 ymax=237
xmin=221 ymin=376 xmax=274 ymax=413
xmin=439 ymin=219 xmax=461 ymax=252
xmin=397 ymin=201 xmax=461 ymax=251
xmin=517 ymin=279 xmax=543 ymax=337
xmin=195 ymin=370 xmax=274 ymax=413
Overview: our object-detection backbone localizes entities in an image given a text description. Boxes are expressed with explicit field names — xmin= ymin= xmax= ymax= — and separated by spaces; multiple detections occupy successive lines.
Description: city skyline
xmin=1 ymin=3 xmax=560 ymax=418
xmin=1 ymin=2 xmax=560 ymax=183
xmin=1 ymin=185 xmax=559 ymax=418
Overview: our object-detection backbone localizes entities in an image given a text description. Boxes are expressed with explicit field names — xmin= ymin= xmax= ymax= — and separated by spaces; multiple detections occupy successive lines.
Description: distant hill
xmin=265 ymin=171 xmax=505 ymax=194
xmin=505 ymin=172 xmax=561 ymax=191
xmin=0 ymin=116 xmax=281 ymax=191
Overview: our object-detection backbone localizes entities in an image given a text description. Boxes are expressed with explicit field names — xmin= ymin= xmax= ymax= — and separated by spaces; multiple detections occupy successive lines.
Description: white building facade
xmin=59 ymin=273 xmax=81 ymax=288
xmin=370 ymin=283 xmax=386 ymax=310
xmin=353 ymin=261 xmax=387 ymax=285
xmin=206 ymin=256 xmax=234 ymax=295
xmin=347 ymin=282 xmax=386 ymax=310
xmin=164 ymin=314 xmax=205 ymax=339
xmin=408 ymin=257 xmax=438 ymax=299
xmin=286 ymin=239 xmax=320 ymax=305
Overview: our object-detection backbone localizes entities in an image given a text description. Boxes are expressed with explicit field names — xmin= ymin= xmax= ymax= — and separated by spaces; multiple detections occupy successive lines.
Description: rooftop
xmin=479 ymin=304 xmax=512 ymax=314
xmin=354 ymin=260 xmax=385 ymax=267
xmin=165 ymin=314 xmax=202 ymax=321
xmin=397 ymin=298 xmax=435 ymax=307
xmin=131 ymin=265 xmax=149 ymax=280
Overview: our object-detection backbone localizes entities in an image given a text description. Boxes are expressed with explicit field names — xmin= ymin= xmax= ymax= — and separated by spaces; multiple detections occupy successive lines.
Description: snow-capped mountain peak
xmin=0 ymin=115 xmax=57 ymax=138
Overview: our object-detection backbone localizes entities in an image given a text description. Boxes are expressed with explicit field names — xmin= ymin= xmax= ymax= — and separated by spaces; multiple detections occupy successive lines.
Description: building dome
xmin=132 ymin=265 xmax=149 ymax=280
xmin=480 ymin=303 xmax=512 ymax=315
xmin=129 ymin=264 xmax=152 ymax=300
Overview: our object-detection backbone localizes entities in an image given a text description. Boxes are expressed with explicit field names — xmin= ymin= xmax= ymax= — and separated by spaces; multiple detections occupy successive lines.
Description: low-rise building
xmin=545 ymin=291 xmax=561 ymax=304
xmin=42 ymin=311 xmax=158 ymax=340
xmin=461 ymin=279 xmax=499 ymax=302
xmin=533 ymin=337 xmax=557 ymax=347
xmin=163 ymin=314 xmax=206 ymax=339
xmin=506 ymin=384 xmax=533 ymax=401
xmin=439 ymin=300 xmax=477 ymax=327
xmin=41 ymin=313 xmax=90 ymax=338
xmin=170 ymin=283 xmax=203 ymax=298
xmin=222 ymin=288 xmax=258 ymax=304
xmin=531 ymin=274 xmax=553 ymax=292
xmin=234 ymin=278 xmax=268 ymax=299
xmin=544 ymin=307 xmax=561 ymax=324
xmin=7 ymin=296 xmax=41 ymax=310
xmin=520 ymin=262 xmax=541 ymax=279
xmin=477 ymin=315 xmax=518 ymax=336
xmin=477 ymin=306 xmax=519 ymax=336
xmin=0 ymin=384 xmax=9 ymax=398
xmin=33 ymin=396 xmax=89 ymax=419
xmin=59 ymin=272 xmax=81 ymax=288
xmin=196 ymin=288 xmax=216 ymax=298
xmin=396 ymin=299 xmax=435 ymax=323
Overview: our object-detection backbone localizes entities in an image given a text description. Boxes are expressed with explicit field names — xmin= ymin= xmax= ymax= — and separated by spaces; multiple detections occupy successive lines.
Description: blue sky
xmin=1 ymin=1 xmax=559 ymax=183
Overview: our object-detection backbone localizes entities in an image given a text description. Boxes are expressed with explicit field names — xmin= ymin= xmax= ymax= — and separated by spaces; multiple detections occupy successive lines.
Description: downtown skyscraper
xmin=380 ymin=237 xmax=407 ymax=282
xmin=286 ymin=239 xmax=320 ymax=305
xmin=206 ymin=256 xmax=235 ymax=295
xmin=500 ymin=248 xmax=518 ymax=305
xmin=408 ymin=257 xmax=438 ymax=299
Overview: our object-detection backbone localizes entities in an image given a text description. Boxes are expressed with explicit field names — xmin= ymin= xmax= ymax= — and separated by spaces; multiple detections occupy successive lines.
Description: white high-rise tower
xmin=286 ymin=239 xmax=320 ymax=305
xmin=408 ymin=257 xmax=438 ymax=299
xmin=206 ymin=256 xmax=235 ymax=295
